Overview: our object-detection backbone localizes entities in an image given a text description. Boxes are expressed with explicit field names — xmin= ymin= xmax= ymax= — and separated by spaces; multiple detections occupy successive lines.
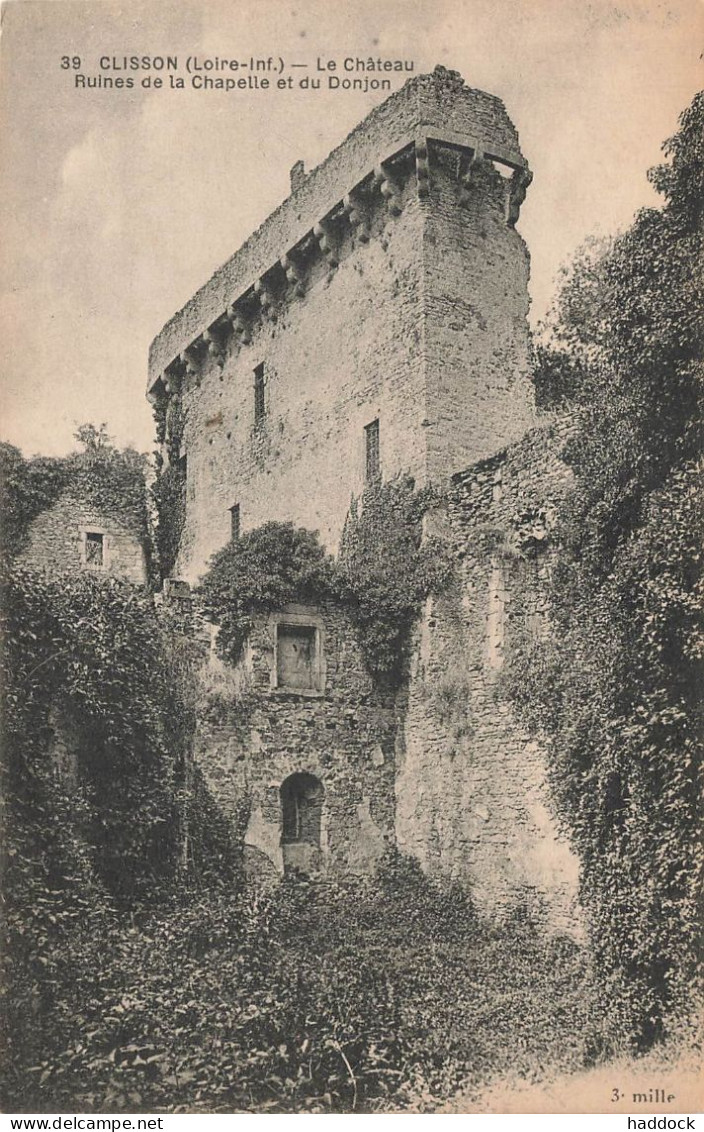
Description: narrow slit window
xmin=230 ymin=503 xmax=241 ymax=541
xmin=84 ymin=532 xmax=104 ymax=567
xmin=365 ymin=418 xmax=380 ymax=483
xmin=254 ymin=363 xmax=266 ymax=422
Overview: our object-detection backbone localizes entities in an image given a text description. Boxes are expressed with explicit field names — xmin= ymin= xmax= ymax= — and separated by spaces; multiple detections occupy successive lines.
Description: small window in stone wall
xmin=281 ymin=772 xmax=323 ymax=845
xmin=230 ymin=503 xmax=240 ymax=541
xmin=254 ymin=363 xmax=266 ymax=423
xmin=365 ymin=418 xmax=380 ymax=483
xmin=84 ymin=532 xmax=104 ymax=567
xmin=276 ymin=623 xmax=319 ymax=691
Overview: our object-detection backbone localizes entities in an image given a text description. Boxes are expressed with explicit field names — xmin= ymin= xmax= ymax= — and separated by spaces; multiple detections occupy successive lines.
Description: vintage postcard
xmin=0 ymin=0 xmax=702 ymax=1120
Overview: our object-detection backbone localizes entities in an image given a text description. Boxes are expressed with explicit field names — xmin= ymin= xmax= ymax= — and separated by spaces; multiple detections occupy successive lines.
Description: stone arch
xmin=280 ymin=772 xmax=324 ymax=875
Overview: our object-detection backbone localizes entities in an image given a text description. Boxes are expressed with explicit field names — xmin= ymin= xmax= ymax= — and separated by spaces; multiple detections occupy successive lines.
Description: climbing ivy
xmin=510 ymin=94 xmax=704 ymax=1050
xmin=152 ymin=464 xmax=187 ymax=580
xmin=338 ymin=476 xmax=452 ymax=683
xmin=152 ymin=394 xmax=188 ymax=579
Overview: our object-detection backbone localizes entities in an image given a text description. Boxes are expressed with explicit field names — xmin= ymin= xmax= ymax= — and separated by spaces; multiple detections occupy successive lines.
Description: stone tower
xmin=149 ymin=67 xmax=580 ymax=929
xmin=148 ymin=66 xmax=536 ymax=584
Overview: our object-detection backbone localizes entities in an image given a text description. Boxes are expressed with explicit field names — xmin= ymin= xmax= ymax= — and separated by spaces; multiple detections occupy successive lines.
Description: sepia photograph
xmin=0 ymin=0 xmax=702 ymax=1119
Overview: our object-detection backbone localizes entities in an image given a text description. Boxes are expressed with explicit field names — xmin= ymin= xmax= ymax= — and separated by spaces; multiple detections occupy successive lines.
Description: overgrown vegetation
xmin=198 ymin=477 xmax=452 ymax=684
xmin=510 ymin=93 xmax=703 ymax=1050
xmin=1 ymin=855 xmax=594 ymax=1113
xmin=198 ymin=521 xmax=337 ymax=663
xmin=2 ymin=565 xmax=186 ymax=902
xmin=151 ymin=464 xmax=187 ymax=580
xmin=338 ymin=476 xmax=453 ymax=682
xmin=151 ymin=393 xmax=186 ymax=578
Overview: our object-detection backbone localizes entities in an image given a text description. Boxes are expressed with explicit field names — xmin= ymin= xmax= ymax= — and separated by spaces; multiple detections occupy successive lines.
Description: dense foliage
xmin=151 ymin=464 xmax=186 ymax=580
xmin=2 ymin=565 xmax=185 ymax=902
xmin=151 ymin=394 xmax=187 ymax=579
xmin=0 ymin=425 xmax=151 ymax=570
xmin=1 ymin=856 xmax=593 ymax=1114
xmin=512 ymin=94 xmax=703 ymax=1048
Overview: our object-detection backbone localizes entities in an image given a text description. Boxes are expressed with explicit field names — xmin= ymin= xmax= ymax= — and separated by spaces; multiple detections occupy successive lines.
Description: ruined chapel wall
xmin=395 ymin=421 xmax=582 ymax=934
xmin=194 ymin=601 xmax=397 ymax=878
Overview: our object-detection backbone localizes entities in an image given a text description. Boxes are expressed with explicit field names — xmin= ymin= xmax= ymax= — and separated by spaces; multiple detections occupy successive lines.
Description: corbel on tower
xmin=253 ymin=278 xmax=274 ymax=318
xmin=508 ymin=166 xmax=533 ymax=227
xmin=342 ymin=191 xmax=370 ymax=243
xmin=415 ymin=139 xmax=430 ymax=200
xmin=227 ymin=304 xmax=252 ymax=345
xmin=280 ymin=252 xmax=305 ymax=297
xmin=373 ymin=163 xmax=402 ymax=217
xmin=313 ymin=221 xmax=339 ymax=269
xmin=458 ymin=149 xmax=485 ymax=208
xmin=203 ymin=327 xmax=226 ymax=368
xmin=177 ymin=348 xmax=198 ymax=383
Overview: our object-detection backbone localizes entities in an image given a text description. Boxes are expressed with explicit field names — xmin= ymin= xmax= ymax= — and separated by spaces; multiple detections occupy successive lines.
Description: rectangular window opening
xmin=276 ymin=624 xmax=318 ymax=691
xmin=365 ymin=418 xmax=380 ymax=483
xmin=230 ymin=503 xmax=241 ymax=541
xmin=254 ymin=363 xmax=266 ymax=423
xmin=84 ymin=532 xmax=104 ymax=567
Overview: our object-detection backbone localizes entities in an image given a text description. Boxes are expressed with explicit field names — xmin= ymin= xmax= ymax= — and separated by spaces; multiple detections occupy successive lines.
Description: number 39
xmin=61 ymin=57 xmax=81 ymax=69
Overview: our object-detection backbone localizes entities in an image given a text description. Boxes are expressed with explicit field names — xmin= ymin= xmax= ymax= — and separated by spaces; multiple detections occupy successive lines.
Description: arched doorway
xmin=280 ymin=772 xmax=324 ymax=875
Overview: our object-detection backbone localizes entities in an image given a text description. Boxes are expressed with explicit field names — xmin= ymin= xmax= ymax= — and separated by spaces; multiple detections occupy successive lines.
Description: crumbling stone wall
xmin=395 ymin=420 xmax=583 ymax=934
xmin=18 ymin=492 xmax=147 ymax=584
xmin=192 ymin=601 xmax=397 ymax=879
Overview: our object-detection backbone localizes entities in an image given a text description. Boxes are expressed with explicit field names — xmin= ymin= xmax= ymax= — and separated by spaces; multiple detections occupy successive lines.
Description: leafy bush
xmin=198 ymin=482 xmax=453 ymax=685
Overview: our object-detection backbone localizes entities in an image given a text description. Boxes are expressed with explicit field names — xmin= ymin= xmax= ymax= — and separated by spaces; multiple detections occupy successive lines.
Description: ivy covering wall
xmin=508 ymin=94 xmax=703 ymax=1050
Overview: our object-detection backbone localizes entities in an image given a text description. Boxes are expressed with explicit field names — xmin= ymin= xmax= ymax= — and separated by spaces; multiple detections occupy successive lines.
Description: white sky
xmin=0 ymin=0 xmax=701 ymax=457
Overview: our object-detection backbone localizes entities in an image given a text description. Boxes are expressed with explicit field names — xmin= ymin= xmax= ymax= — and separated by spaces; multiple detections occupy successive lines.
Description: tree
xmin=520 ymin=94 xmax=703 ymax=1049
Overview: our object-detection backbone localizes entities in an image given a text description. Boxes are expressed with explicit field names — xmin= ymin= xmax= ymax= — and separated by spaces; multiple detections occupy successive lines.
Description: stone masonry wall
xmin=149 ymin=68 xmax=524 ymax=378
xmin=18 ymin=491 xmax=148 ymax=585
xmin=193 ymin=601 xmax=397 ymax=880
xmin=395 ymin=420 xmax=583 ymax=935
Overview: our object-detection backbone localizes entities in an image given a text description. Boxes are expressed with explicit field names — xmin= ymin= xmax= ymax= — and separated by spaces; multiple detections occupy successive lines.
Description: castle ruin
xmin=148 ymin=66 xmax=581 ymax=932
